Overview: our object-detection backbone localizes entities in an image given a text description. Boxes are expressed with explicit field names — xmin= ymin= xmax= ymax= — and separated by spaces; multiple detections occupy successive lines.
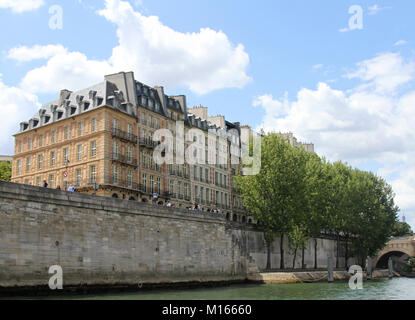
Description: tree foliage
xmin=0 ymin=162 xmax=12 ymax=181
xmin=391 ymin=222 xmax=413 ymax=237
xmin=235 ymin=133 xmax=399 ymax=270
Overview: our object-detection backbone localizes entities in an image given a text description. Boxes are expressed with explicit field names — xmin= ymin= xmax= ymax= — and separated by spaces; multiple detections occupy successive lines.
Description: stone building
xmin=11 ymin=71 xmax=314 ymax=224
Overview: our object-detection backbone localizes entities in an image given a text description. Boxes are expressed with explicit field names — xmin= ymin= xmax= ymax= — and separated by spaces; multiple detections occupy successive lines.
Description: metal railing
xmin=112 ymin=128 xmax=137 ymax=143
xmin=111 ymin=153 xmax=138 ymax=167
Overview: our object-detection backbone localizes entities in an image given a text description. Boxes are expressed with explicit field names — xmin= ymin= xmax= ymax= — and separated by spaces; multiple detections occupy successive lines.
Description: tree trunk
xmin=280 ymin=234 xmax=285 ymax=270
xmin=314 ymin=238 xmax=318 ymax=269
xmin=302 ymin=246 xmax=305 ymax=269
xmin=345 ymin=237 xmax=349 ymax=270
xmin=266 ymin=242 xmax=271 ymax=270
xmin=293 ymin=247 xmax=298 ymax=269
xmin=336 ymin=234 xmax=340 ymax=269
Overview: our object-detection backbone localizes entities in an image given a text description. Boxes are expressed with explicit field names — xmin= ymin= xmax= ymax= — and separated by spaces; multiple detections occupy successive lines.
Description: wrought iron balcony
xmin=139 ymin=138 xmax=159 ymax=149
xmin=112 ymin=128 xmax=137 ymax=143
xmin=111 ymin=153 xmax=138 ymax=167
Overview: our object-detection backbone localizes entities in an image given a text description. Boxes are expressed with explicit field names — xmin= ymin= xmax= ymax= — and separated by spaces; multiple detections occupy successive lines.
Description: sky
xmin=0 ymin=0 xmax=414 ymax=229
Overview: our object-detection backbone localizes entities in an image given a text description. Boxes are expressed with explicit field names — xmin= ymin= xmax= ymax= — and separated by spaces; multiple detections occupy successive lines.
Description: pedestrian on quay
xmin=43 ymin=180 xmax=48 ymax=188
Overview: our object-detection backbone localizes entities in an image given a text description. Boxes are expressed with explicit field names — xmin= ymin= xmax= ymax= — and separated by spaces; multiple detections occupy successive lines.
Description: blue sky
xmin=0 ymin=0 xmax=414 ymax=229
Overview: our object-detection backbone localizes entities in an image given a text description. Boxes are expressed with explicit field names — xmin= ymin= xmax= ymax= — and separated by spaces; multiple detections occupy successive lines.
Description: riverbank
xmin=248 ymin=269 xmax=391 ymax=283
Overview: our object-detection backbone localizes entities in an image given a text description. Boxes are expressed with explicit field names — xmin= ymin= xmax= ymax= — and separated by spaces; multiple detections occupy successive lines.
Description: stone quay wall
xmin=0 ymin=181 xmax=248 ymax=290
xmin=0 ymin=181 xmax=355 ymax=291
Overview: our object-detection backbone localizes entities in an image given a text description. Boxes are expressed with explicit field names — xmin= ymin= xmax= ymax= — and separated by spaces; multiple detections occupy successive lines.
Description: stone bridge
xmin=374 ymin=236 xmax=415 ymax=269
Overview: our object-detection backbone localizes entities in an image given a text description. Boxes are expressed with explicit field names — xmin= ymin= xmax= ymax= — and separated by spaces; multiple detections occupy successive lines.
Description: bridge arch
xmin=375 ymin=248 xmax=413 ymax=269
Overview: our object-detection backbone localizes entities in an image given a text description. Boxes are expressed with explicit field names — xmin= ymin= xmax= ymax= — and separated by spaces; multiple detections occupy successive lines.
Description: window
xmin=112 ymin=165 xmax=118 ymax=184
xmin=194 ymin=166 xmax=197 ymax=180
xmin=224 ymin=175 xmax=227 ymax=188
xmin=156 ymin=177 xmax=160 ymax=194
xmin=36 ymin=177 xmax=41 ymax=187
xmin=77 ymin=145 xmax=82 ymax=161
xmin=78 ymin=122 xmax=84 ymax=136
xmin=200 ymin=167 xmax=203 ymax=181
xmin=91 ymin=118 xmax=97 ymax=132
xmin=195 ymin=185 xmax=199 ymax=200
xmin=205 ymin=168 xmax=209 ymax=183
xmin=90 ymin=165 xmax=96 ymax=183
xmin=113 ymin=141 xmax=118 ymax=159
xmin=150 ymin=175 xmax=154 ymax=193
xmin=142 ymin=151 xmax=147 ymax=168
xmin=38 ymin=155 xmax=43 ymax=169
xmin=184 ymin=183 xmax=188 ymax=198
xmin=113 ymin=118 xmax=118 ymax=130
xmin=141 ymin=112 xmax=146 ymax=125
xmin=127 ymin=170 xmax=132 ymax=188
xmin=127 ymin=124 xmax=132 ymax=135
xmin=206 ymin=188 xmax=210 ymax=202
xmin=65 ymin=127 xmax=70 ymax=140
xmin=142 ymin=173 xmax=147 ymax=192
xmin=90 ymin=141 xmax=97 ymax=157
xmin=75 ymin=169 xmax=81 ymax=187
xmin=50 ymin=151 xmax=56 ymax=167
xmin=49 ymin=174 xmax=55 ymax=189
xmin=127 ymin=146 xmax=132 ymax=162
xmin=18 ymin=141 xmax=22 ymax=153
xmin=149 ymin=153 xmax=153 ymax=169
xmin=26 ymin=157 xmax=31 ymax=172
xmin=28 ymin=138 xmax=32 ymax=150
xmin=52 ymin=131 xmax=57 ymax=143
xmin=169 ymin=180 xmax=174 ymax=194
xmin=155 ymin=118 xmax=159 ymax=129
xmin=16 ymin=160 xmax=21 ymax=174
xmin=148 ymin=115 xmax=152 ymax=128
xmin=63 ymin=148 xmax=69 ymax=164
xmin=39 ymin=135 xmax=44 ymax=147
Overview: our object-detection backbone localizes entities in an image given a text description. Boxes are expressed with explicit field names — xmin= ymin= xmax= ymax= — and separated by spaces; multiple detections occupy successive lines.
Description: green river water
xmin=25 ymin=277 xmax=415 ymax=300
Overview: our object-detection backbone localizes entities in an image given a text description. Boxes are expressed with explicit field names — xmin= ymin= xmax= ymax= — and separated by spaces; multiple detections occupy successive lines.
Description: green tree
xmin=0 ymin=162 xmax=12 ymax=181
xmin=235 ymin=133 xmax=308 ymax=270
xmin=347 ymin=170 xmax=399 ymax=266
xmin=391 ymin=222 xmax=413 ymax=237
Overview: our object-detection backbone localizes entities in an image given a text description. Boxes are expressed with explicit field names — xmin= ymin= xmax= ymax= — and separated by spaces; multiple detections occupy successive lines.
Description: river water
xmin=34 ymin=277 xmax=415 ymax=300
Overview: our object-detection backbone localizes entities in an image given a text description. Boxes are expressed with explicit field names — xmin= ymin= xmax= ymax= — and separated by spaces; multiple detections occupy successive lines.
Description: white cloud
xmin=394 ymin=40 xmax=407 ymax=47
xmin=98 ymin=0 xmax=251 ymax=94
xmin=312 ymin=64 xmax=323 ymax=70
xmin=339 ymin=27 xmax=350 ymax=33
xmin=19 ymin=50 xmax=114 ymax=94
xmin=368 ymin=5 xmax=391 ymax=15
xmin=253 ymin=52 xmax=415 ymax=229
xmin=0 ymin=0 xmax=44 ymax=13
xmin=0 ymin=74 xmax=40 ymax=154
xmin=7 ymin=0 xmax=251 ymax=95
xmin=346 ymin=52 xmax=415 ymax=94
xmin=7 ymin=44 xmax=67 ymax=62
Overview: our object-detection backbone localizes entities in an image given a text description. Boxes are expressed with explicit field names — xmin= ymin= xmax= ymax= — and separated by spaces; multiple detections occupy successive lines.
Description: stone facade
xmin=0 ymin=182 xmax=353 ymax=290
xmin=11 ymin=71 xmax=315 ymax=227
xmin=0 ymin=181 xmax=248 ymax=289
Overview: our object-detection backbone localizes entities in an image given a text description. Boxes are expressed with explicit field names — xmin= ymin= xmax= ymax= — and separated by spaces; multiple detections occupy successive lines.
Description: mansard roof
xmin=18 ymin=80 xmax=137 ymax=133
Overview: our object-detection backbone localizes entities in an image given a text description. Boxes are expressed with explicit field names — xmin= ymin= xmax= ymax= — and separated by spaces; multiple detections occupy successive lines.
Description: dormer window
xmin=57 ymin=111 xmax=63 ymax=120
xmin=97 ymin=97 xmax=103 ymax=106
xmin=71 ymin=107 xmax=77 ymax=115
xmin=33 ymin=119 xmax=39 ymax=127
xmin=44 ymin=116 xmax=50 ymax=124
xmin=83 ymin=102 xmax=90 ymax=111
